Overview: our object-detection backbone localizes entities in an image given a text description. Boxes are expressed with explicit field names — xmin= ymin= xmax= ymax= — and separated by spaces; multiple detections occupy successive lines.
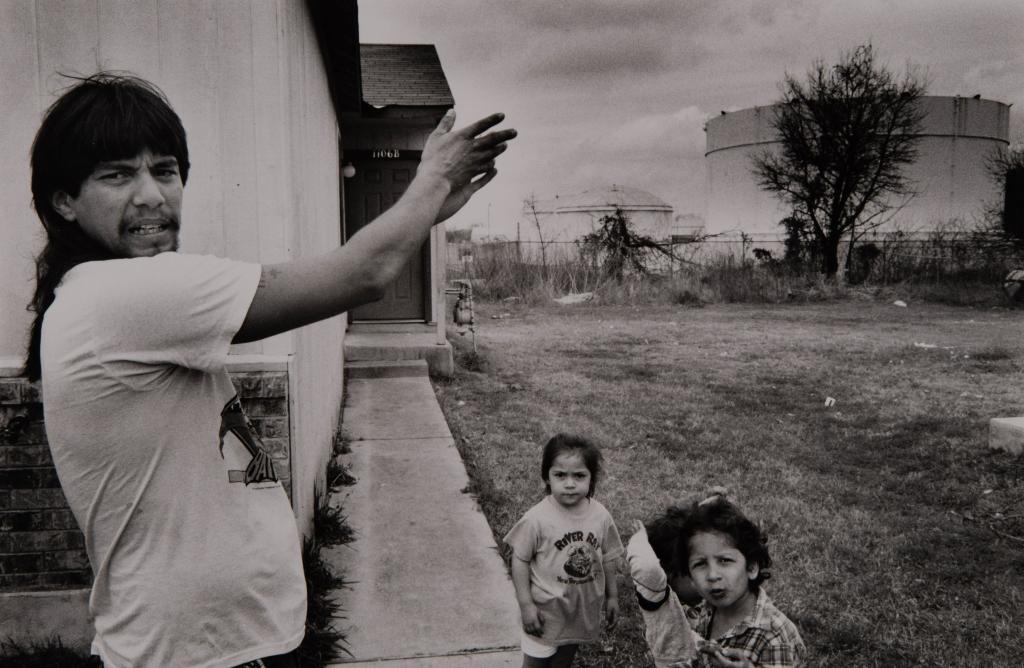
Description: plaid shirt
xmin=691 ymin=588 xmax=805 ymax=667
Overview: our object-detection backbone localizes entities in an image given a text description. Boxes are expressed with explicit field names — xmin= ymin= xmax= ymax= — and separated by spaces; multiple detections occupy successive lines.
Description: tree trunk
xmin=821 ymin=237 xmax=841 ymax=279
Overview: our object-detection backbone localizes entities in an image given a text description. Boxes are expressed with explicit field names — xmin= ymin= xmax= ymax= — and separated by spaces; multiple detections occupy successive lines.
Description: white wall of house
xmin=0 ymin=0 xmax=344 ymax=536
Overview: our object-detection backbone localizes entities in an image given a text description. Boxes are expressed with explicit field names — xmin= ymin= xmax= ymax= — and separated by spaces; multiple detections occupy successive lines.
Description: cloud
xmin=499 ymin=0 xmax=706 ymax=32
xmin=358 ymin=0 xmax=1024 ymax=233
xmin=602 ymin=106 xmax=708 ymax=158
xmin=522 ymin=30 xmax=674 ymax=80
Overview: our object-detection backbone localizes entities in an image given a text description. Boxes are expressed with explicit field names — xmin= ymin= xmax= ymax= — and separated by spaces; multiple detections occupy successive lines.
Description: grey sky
xmin=359 ymin=0 xmax=1024 ymax=237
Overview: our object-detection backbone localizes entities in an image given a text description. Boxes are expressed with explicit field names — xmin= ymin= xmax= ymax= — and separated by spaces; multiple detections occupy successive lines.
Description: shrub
xmin=447 ymin=222 xmax=1020 ymax=307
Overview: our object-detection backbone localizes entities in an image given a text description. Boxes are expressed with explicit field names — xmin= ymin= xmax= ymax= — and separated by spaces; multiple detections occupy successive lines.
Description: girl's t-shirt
xmin=504 ymin=496 xmax=623 ymax=646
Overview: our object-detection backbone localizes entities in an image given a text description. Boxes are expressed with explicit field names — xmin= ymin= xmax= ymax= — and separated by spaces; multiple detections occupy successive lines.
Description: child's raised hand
xmin=630 ymin=519 xmax=647 ymax=537
xmin=520 ymin=602 xmax=545 ymax=637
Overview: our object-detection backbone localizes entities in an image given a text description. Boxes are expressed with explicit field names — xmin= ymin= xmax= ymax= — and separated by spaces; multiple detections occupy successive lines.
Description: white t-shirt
xmin=503 ymin=496 xmax=623 ymax=646
xmin=41 ymin=253 xmax=306 ymax=668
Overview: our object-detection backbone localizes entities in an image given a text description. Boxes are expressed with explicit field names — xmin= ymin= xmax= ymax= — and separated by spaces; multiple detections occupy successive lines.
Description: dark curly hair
xmin=23 ymin=72 xmax=190 ymax=381
xmin=540 ymin=433 xmax=602 ymax=497
xmin=675 ymin=496 xmax=772 ymax=591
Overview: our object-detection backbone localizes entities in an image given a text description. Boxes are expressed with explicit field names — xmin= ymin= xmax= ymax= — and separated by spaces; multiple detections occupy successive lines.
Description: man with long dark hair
xmin=26 ymin=72 xmax=514 ymax=668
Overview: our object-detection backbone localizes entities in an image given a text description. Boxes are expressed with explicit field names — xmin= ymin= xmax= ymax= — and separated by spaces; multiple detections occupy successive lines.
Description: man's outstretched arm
xmin=234 ymin=111 xmax=515 ymax=343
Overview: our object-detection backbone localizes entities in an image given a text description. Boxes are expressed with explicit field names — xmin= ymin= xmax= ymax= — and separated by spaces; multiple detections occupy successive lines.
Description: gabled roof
xmin=360 ymin=43 xmax=454 ymax=108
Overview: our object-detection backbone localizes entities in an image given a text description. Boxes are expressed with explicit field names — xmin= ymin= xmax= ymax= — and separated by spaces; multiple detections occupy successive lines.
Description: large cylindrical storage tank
xmin=527 ymin=185 xmax=675 ymax=242
xmin=704 ymin=96 xmax=1011 ymax=238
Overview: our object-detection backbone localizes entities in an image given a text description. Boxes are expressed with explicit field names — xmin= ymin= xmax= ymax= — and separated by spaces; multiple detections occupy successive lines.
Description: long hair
xmin=23 ymin=73 xmax=190 ymax=381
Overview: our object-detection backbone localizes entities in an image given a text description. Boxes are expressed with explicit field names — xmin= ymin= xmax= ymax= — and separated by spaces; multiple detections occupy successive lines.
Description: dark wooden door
xmin=343 ymin=159 xmax=427 ymax=320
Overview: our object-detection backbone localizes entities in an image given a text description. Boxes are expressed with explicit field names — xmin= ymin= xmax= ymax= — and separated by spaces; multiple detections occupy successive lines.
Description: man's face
xmin=53 ymin=149 xmax=183 ymax=258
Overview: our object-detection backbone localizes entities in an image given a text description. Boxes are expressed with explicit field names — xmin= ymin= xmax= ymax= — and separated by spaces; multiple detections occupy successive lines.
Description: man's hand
xmin=520 ymin=602 xmax=544 ymax=637
xmin=233 ymin=111 xmax=515 ymax=345
xmin=420 ymin=110 xmax=517 ymax=223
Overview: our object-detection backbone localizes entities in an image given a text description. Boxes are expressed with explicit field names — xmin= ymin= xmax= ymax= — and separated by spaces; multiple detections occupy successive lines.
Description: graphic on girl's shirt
xmin=219 ymin=395 xmax=279 ymax=486
xmin=555 ymin=530 xmax=600 ymax=584
xmin=564 ymin=545 xmax=593 ymax=578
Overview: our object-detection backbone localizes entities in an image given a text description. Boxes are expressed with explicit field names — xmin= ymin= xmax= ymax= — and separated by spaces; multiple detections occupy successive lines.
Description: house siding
xmin=0 ymin=0 xmax=345 ymax=605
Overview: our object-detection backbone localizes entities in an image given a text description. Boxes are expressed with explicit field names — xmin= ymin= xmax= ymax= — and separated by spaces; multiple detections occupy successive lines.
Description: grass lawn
xmin=432 ymin=299 xmax=1024 ymax=667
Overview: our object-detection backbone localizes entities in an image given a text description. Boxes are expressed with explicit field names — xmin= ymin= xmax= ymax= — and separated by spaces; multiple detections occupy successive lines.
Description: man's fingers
xmin=432 ymin=108 xmax=457 ymax=135
xmin=474 ymin=129 xmax=518 ymax=150
xmin=458 ymin=112 xmax=507 ymax=138
xmin=469 ymin=143 xmax=508 ymax=167
xmin=468 ymin=168 xmax=497 ymax=193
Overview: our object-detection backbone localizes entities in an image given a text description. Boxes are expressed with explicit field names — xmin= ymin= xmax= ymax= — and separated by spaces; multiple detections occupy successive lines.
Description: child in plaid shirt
xmin=676 ymin=496 xmax=805 ymax=667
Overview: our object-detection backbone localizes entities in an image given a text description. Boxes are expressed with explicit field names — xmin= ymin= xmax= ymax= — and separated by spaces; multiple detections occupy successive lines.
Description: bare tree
xmin=581 ymin=207 xmax=677 ymax=282
xmin=753 ymin=44 xmax=927 ymax=279
xmin=522 ymin=193 xmax=549 ymax=277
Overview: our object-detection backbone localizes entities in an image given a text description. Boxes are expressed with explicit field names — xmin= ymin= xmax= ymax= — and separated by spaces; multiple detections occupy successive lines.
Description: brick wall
xmin=0 ymin=369 xmax=291 ymax=592
xmin=0 ymin=378 xmax=87 ymax=591
xmin=231 ymin=371 xmax=293 ymax=498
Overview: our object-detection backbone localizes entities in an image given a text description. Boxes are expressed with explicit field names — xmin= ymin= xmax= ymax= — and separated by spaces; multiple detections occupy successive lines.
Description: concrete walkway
xmin=324 ymin=360 xmax=521 ymax=667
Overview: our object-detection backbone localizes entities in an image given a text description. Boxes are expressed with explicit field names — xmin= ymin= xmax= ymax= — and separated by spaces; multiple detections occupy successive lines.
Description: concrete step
xmin=989 ymin=417 xmax=1024 ymax=455
xmin=344 ymin=331 xmax=453 ymax=378
xmin=345 ymin=359 xmax=429 ymax=379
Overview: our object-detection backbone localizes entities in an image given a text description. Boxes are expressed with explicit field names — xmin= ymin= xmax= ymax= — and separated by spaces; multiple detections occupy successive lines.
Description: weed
xmin=448 ymin=223 xmax=1023 ymax=308
xmin=0 ymin=638 xmax=98 ymax=668
xmin=327 ymin=460 xmax=357 ymax=488
xmin=297 ymin=486 xmax=353 ymax=667
xmin=671 ymin=288 xmax=704 ymax=306
xmin=969 ymin=346 xmax=1015 ymax=362
xmin=332 ymin=426 xmax=352 ymax=456
xmin=458 ymin=349 xmax=488 ymax=372
xmin=449 ymin=331 xmax=490 ymax=373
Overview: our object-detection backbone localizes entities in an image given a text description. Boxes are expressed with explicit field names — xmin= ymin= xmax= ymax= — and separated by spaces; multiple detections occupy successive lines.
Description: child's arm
xmin=626 ymin=520 xmax=670 ymax=605
xmin=628 ymin=520 xmax=700 ymax=664
xmin=510 ymin=556 xmax=544 ymax=637
xmin=603 ymin=555 xmax=619 ymax=630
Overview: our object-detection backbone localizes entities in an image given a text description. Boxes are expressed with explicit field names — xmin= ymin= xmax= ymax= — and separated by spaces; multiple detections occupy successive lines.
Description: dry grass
xmin=433 ymin=299 xmax=1024 ymax=667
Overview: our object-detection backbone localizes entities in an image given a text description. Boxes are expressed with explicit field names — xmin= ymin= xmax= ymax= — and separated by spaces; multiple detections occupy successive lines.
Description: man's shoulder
xmin=107 ymin=251 xmax=237 ymax=270
xmin=68 ymin=253 xmax=247 ymax=286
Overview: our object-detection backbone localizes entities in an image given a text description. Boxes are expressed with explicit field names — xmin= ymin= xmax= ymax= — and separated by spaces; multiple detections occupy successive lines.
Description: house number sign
xmin=371 ymin=149 xmax=401 ymax=159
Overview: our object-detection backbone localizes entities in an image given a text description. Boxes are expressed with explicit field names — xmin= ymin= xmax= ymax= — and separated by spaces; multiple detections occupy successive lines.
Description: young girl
xmin=504 ymin=434 xmax=624 ymax=668
xmin=677 ymin=496 xmax=805 ymax=668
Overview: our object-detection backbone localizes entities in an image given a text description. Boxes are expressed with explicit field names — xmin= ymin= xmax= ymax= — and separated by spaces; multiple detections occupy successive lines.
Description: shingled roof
xmin=360 ymin=43 xmax=454 ymax=108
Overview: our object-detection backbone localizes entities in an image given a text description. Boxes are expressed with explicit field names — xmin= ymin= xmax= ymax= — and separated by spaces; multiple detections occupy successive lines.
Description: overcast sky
xmin=358 ymin=0 xmax=1024 ymax=237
